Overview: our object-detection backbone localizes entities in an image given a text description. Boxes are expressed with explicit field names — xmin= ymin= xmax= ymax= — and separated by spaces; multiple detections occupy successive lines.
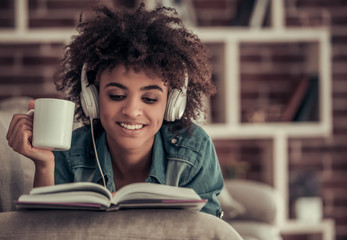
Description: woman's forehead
xmin=99 ymin=65 xmax=166 ymax=87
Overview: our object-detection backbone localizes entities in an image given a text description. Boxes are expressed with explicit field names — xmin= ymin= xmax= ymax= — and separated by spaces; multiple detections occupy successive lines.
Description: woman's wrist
xmin=33 ymin=160 xmax=55 ymax=187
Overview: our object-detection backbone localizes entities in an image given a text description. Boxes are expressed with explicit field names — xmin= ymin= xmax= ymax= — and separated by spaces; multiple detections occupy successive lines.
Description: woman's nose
xmin=121 ymin=98 xmax=142 ymax=118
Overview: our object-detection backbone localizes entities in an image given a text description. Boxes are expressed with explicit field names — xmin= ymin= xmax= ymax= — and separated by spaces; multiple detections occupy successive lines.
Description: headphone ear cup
xmin=164 ymin=89 xmax=186 ymax=122
xmin=175 ymin=92 xmax=187 ymax=119
xmin=80 ymin=84 xmax=99 ymax=119
xmin=164 ymin=90 xmax=176 ymax=122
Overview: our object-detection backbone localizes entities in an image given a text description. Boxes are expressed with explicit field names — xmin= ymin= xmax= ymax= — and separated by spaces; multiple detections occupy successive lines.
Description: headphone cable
xmin=90 ymin=117 xmax=106 ymax=188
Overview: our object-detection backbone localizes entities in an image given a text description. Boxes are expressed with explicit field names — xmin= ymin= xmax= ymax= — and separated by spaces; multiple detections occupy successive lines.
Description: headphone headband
xmin=81 ymin=63 xmax=89 ymax=90
xmin=80 ymin=63 xmax=188 ymax=122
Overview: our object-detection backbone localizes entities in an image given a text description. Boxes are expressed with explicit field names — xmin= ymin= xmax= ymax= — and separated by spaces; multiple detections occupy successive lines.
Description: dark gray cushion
xmin=0 ymin=209 xmax=244 ymax=240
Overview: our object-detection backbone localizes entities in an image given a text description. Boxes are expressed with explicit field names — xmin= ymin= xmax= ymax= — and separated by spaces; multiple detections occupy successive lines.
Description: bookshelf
xmin=196 ymin=27 xmax=331 ymax=138
xmin=193 ymin=0 xmax=334 ymax=239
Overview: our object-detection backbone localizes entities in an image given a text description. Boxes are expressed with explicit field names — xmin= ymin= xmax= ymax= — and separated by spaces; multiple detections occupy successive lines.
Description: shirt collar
xmin=148 ymin=130 xmax=167 ymax=184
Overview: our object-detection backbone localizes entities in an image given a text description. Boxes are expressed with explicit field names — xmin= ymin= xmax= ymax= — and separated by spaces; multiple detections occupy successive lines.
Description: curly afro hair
xmin=55 ymin=3 xmax=216 ymax=129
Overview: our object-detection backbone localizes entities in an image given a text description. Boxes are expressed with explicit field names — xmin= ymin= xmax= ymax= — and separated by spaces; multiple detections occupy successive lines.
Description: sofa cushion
xmin=0 ymin=97 xmax=36 ymax=198
xmin=230 ymin=221 xmax=282 ymax=240
xmin=224 ymin=179 xmax=280 ymax=224
xmin=0 ymin=97 xmax=36 ymax=212
xmin=0 ymin=111 xmax=25 ymax=212
xmin=0 ymin=209 xmax=243 ymax=240
xmin=0 ymin=97 xmax=32 ymax=117
xmin=218 ymin=185 xmax=245 ymax=219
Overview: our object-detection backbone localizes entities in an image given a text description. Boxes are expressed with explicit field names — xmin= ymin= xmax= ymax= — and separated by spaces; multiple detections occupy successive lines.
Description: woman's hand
xmin=6 ymin=99 xmax=55 ymax=187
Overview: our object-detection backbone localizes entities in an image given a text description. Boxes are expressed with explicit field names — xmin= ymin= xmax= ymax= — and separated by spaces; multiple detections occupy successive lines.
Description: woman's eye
xmin=109 ymin=95 xmax=125 ymax=101
xmin=142 ymin=97 xmax=157 ymax=104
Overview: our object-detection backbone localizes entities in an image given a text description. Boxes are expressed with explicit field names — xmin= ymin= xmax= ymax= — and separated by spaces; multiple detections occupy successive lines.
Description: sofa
xmin=220 ymin=180 xmax=283 ymax=240
xmin=0 ymin=97 xmax=282 ymax=240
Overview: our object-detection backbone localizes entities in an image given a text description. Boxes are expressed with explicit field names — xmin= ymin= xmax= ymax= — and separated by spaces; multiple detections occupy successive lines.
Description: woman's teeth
xmin=119 ymin=123 xmax=144 ymax=130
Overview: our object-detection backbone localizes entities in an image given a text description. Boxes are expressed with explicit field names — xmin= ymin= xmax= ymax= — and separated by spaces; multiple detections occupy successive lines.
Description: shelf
xmin=280 ymin=220 xmax=335 ymax=240
xmin=194 ymin=27 xmax=330 ymax=42
xmin=202 ymin=122 xmax=331 ymax=139
xmin=196 ymin=27 xmax=331 ymax=139
xmin=0 ymin=29 xmax=75 ymax=43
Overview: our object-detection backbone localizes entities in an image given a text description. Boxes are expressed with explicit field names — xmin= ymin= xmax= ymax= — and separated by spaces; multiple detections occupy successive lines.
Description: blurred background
xmin=0 ymin=0 xmax=346 ymax=239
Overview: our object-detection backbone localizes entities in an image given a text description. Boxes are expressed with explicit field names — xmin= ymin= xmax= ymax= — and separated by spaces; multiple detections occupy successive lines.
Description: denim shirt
xmin=53 ymin=122 xmax=224 ymax=217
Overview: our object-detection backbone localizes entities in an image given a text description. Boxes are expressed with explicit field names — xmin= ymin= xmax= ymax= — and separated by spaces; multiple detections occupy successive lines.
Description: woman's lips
xmin=117 ymin=122 xmax=145 ymax=135
xmin=119 ymin=122 xmax=144 ymax=130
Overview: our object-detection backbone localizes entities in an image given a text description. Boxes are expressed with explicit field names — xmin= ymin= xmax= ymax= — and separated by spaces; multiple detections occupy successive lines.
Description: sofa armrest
xmin=0 ymin=98 xmax=36 ymax=212
xmin=0 ymin=112 xmax=25 ymax=212
xmin=0 ymin=210 xmax=244 ymax=240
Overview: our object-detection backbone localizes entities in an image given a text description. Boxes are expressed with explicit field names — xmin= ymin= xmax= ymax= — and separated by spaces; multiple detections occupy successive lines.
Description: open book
xmin=16 ymin=182 xmax=207 ymax=211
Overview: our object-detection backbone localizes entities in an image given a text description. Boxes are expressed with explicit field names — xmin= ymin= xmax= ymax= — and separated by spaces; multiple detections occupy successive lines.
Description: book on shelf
xmin=230 ymin=0 xmax=270 ymax=27
xmin=281 ymin=78 xmax=311 ymax=121
xmin=231 ymin=0 xmax=256 ymax=26
xmin=15 ymin=182 xmax=207 ymax=211
xmin=249 ymin=0 xmax=271 ymax=28
xmin=281 ymin=76 xmax=319 ymax=122
xmin=293 ymin=76 xmax=319 ymax=122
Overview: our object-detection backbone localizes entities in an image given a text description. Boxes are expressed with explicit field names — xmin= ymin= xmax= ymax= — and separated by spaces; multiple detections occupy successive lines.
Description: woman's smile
xmin=117 ymin=122 xmax=146 ymax=136
xmin=118 ymin=122 xmax=144 ymax=130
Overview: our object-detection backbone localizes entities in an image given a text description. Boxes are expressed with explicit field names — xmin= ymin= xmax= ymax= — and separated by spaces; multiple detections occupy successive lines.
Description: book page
xmin=30 ymin=182 xmax=112 ymax=200
xmin=112 ymin=183 xmax=201 ymax=204
xmin=18 ymin=191 xmax=111 ymax=207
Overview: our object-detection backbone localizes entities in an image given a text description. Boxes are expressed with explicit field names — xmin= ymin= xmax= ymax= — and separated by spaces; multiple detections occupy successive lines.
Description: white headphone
xmin=80 ymin=63 xmax=99 ymax=119
xmin=80 ymin=63 xmax=188 ymax=122
xmin=164 ymin=67 xmax=188 ymax=122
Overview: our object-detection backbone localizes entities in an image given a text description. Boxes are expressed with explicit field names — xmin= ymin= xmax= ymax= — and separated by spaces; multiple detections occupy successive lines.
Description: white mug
xmin=27 ymin=98 xmax=75 ymax=151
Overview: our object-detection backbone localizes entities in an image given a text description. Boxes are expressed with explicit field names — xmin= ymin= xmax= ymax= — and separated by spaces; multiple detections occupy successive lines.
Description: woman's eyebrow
xmin=104 ymin=82 xmax=127 ymax=90
xmin=105 ymin=82 xmax=163 ymax=92
xmin=140 ymin=85 xmax=163 ymax=92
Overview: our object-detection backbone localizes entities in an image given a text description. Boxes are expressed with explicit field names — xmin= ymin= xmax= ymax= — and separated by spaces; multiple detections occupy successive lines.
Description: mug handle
xmin=26 ymin=109 xmax=35 ymax=116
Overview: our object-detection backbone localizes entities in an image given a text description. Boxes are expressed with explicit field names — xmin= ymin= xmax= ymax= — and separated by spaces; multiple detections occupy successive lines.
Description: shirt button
xmin=171 ymin=138 xmax=178 ymax=144
xmin=219 ymin=211 xmax=224 ymax=219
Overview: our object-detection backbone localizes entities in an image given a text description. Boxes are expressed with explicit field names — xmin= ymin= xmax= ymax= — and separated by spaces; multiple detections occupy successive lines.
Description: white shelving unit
xmin=195 ymin=26 xmax=331 ymax=223
xmin=193 ymin=1 xmax=334 ymax=239
xmin=0 ymin=0 xmax=335 ymax=239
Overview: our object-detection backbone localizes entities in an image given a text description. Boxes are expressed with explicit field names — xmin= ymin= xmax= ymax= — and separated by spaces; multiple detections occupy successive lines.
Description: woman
xmin=6 ymin=4 xmax=224 ymax=217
